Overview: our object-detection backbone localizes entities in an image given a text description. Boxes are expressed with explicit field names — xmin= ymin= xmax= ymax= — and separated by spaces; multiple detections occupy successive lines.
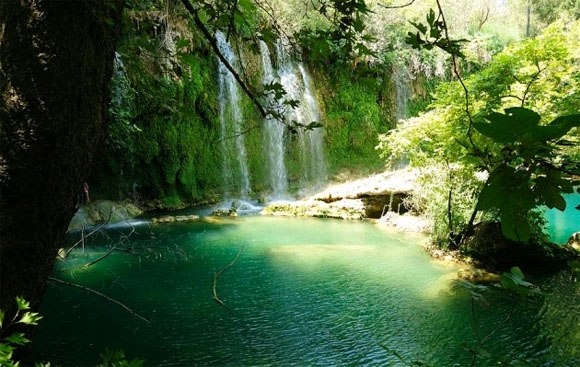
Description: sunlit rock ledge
xmin=262 ymin=169 xmax=430 ymax=232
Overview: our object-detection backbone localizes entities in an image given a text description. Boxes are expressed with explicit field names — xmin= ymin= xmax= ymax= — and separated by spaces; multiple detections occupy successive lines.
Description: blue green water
xmin=544 ymin=190 xmax=580 ymax=244
xmin=31 ymin=216 xmax=578 ymax=366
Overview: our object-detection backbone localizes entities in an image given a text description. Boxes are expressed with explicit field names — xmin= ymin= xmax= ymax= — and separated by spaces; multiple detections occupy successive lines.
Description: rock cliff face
xmin=263 ymin=169 xmax=419 ymax=220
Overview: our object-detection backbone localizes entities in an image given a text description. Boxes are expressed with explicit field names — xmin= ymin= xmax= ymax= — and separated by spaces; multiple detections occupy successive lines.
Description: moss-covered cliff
xmin=89 ymin=3 xmax=404 ymax=207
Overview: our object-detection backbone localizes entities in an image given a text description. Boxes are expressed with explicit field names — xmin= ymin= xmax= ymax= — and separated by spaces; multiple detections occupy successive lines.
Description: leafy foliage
xmin=500 ymin=267 xmax=541 ymax=297
xmin=406 ymin=8 xmax=467 ymax=57
xmin=0 ymin=297 xmax=44 ymax=367
xmin=98 ymin=349 xmax=143 ymax=367
xmin=378 ymin=19 xmax=580 ymax=245
xmin=1 ymin=298 xmax=143 ymax=367
xmin=474 ymin=107 xmax=580 ymax=241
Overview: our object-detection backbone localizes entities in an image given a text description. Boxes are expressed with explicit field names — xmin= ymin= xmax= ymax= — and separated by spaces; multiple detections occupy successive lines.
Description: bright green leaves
xmin=406 ymin=8 xmax=467 ymax=58
xmin=298 ymin=0 xmax=375 ymax=63
xmin=474 ymin=107 xmax=580 ymax=241
xmin=1 ymin=297 xmax=43 ymax=367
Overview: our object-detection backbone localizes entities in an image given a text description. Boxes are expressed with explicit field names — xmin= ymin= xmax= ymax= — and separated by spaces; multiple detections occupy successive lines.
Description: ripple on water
xmin=30 ymin=216 xmax=580 ymax=366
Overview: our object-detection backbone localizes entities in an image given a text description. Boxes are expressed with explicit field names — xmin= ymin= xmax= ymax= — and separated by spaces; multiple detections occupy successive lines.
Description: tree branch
xmin=179 ymin=0 xmax=269 ymax=119
xmin=48 ymin=277 xmax=151 ymax=324
xmin=212 ymin=246 xmax=244 ymax=307
xmin=378 ymin=0 xmax=416 ymax=9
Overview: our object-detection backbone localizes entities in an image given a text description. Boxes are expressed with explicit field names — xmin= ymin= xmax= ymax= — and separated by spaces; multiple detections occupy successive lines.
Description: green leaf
xmin=15 ymin=296 xmax=30 ymax=311
xmin=501 ymin=267 xmax=536 ymax=295
xmin=409 ymin=21 xmax=428 ymax=35
xmin=475 ymin=107 xmax=542 ymax=143
xmin=540 ymin=114 xmax=580 ymax=140
xmin=426 ymin=8 xmax=436 ymax=25
xmin=501 ymin=208 xmax=531 ymax=242
xmin=6 ymin=332 xmax=29 ymax=346
xmin=534 ymin=176 xmax=567 ymax=210
xmin=18 ymin=312 xmax=41 ymax=325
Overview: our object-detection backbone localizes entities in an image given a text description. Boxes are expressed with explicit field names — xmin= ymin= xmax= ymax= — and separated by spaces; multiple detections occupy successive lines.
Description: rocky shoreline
xmin=262 ymin=168 xmax=430 ymax=232
xmin=68 ymin=169 xmax=579 ymax=283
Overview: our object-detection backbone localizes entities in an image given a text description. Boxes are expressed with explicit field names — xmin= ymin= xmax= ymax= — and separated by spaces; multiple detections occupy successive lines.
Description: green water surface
xmin=31 ymin=216 xmax=579 ymax=366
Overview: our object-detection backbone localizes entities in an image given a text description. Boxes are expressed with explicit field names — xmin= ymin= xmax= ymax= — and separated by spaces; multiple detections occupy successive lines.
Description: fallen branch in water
xmin=63 ymin=208 xmax=116 ymax=258
xmin=212 ymin=246 xmax=244 ymax=307
xmin=83 ymin=227 xmax=137 ymax=267
xmin=48 ymin=276 xmax=151 ymax=324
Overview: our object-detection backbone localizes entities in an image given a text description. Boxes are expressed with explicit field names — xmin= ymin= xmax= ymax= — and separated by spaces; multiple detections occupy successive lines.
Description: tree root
xmin=212 ymin=246 xmax=244 ymax=308
xmin=48 ymin=276 xmax=151 ymax=324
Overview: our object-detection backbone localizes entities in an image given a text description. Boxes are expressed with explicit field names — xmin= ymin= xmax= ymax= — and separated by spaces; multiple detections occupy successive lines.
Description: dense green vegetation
xmin=87 ymin=0 xmax=580 ymax=251
xmin=2 ymin=0 xmax=580 ymax=365
xmin=92 ymin=1 xmax=393 ymax=204
xmin=90 ymin=0 xmax=536 ymax=205
xmin=378 ymin=19 xmax=580 ymax=247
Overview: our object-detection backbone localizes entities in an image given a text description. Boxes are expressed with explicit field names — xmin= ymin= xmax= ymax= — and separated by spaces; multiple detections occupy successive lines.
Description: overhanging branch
xmin=179 ymin=0 xmax=269 ymax=119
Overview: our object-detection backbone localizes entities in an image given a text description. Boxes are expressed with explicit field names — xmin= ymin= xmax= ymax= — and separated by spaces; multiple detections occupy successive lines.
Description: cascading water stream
xmin=393 ymin=63 xmax=412 ymax=122
xmin=297 ymin=63 xmax=327 ymax=192
xmin=111 ymin=52 xmax=131 ymax=109
xmin=213 ymin=33 xmax=327 ymax=203
xmin=215 ymin=31 xmax=251 ymax=199
xmin=275 ymin=40 xmax=327 ymax=194
xmin=259 ymin=41 xmax=288 ymax=200
xmin=392 ymin=63 xmax=412 ymax=169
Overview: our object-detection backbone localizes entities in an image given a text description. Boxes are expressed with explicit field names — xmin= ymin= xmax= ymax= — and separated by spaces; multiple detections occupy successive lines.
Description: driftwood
xmin=63 ymin=208 xmax=116 ymax=258
xmin=48 ymin=276 xmax=150 ymax=324
xmin=212 ymin=246 xmax=244 ymax=307
xmin=82 ymin=227 xmax=137 ymax=267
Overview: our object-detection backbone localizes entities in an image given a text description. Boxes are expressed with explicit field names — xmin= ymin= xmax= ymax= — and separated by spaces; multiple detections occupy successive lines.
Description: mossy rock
xmin=68 ymin=200 xmax=143 ymax=231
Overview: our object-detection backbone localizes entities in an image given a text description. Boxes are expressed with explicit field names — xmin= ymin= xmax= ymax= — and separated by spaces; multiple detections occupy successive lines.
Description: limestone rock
xmin=151 ymin=214 xmax=200 ymax=224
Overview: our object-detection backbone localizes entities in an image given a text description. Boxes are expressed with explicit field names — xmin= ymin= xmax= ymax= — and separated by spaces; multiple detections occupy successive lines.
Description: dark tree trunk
xmin=0 ymin=0 xmax=124 ymax=328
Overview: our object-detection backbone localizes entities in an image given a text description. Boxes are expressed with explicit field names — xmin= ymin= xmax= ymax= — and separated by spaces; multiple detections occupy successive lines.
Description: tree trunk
xmin=0 ymin=0 xmax=124 ymax=328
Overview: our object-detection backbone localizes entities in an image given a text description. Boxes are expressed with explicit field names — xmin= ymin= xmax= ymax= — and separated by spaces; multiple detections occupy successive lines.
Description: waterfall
xmin=215 ymin=31 xmax=251 ymax=199
xmin=259 ymin=41 xmax=288 ymax=199
xmin=297 ymin=63 xmax=327 ymax=192
xmin=275 ymin=40 xmax=327 ymax=194
xmin=392 ymin=63 xmax=412 ymax=169
xmin=213 ymin=33 xmax=327 ymax=203
xmin=393 ymin=64 xmax=411 ymax=122
xmin=111 ymin=52 xmax=132 ymax=110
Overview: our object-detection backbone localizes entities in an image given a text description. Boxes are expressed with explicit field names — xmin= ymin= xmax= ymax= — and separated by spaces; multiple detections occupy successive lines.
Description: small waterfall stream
xmin=111 ymin=52 xmax=132 ymax=109
xmin=275 ymin=39 xmax=327 ymax=194
xmin=393 ymin=63 xmax=411 ymax=122
xmin=260 ymin=41 xmax=289 ymax=200
xmin=296 ymin=63 xmax=327 ymax=192
xmin=216 ymin=31 xmax=251 ymax=199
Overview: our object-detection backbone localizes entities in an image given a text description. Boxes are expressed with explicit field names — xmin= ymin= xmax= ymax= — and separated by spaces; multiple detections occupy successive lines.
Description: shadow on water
xmin=30 ymin=216 xmax=579 ymax=367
